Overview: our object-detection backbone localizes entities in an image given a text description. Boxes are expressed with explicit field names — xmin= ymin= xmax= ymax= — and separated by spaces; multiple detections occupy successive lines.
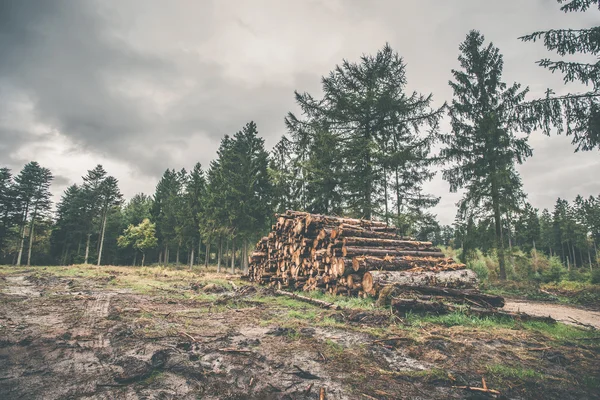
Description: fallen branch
xmin=275 ymin=290 xmax=341 ymax=310
xmin=218 ymin=347 xmax=253 ymax=354
xmin=568 ymin=316 xmax=596 ymax=330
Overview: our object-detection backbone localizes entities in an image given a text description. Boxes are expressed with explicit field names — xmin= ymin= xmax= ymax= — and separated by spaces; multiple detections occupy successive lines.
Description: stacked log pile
xmin=248 ymin=211 xmax=501 ymax=306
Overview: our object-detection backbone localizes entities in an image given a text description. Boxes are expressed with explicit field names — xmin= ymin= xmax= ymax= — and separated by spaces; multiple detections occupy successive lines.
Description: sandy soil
xmin=504 ymin=299 xmax=600 ymax=329
xmin=0 ymin=266 xmax=599 ymax=400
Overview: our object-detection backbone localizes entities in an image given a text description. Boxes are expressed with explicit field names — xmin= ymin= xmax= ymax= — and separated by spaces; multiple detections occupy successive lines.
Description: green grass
xmin=403 ymin=311 xmax=598 ymax=343
xmin=303 ymin=290 xmax=377 ymax=309
xmin=486 ymin=364 xmax=545 ymax=381
xmin=390 ymin=368 xmax=452 ymax=383
xmin=324 ymin=339 xmax=344 ymax=354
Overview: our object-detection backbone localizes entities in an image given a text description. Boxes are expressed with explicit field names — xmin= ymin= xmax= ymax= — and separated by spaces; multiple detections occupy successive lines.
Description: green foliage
xmin=440 ymin=30 xmax=534 ymax=280
xmin=518 ymin=0 xmax=600 ymax=151
xmin=541 ymin=257 xmax=568 ymax=283
xmin=285 ymin=43 xmax=441 ymax=223
xmin=467 ymin=258 xmax=489 ymax=283
xmin=486 ymin=364 xmax=544 ymax=382
xmin=591 ymin=268 xmax=600 ymax=284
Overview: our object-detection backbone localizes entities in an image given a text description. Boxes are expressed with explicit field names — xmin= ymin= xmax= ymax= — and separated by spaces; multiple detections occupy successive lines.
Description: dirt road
xmin=504 ymin=299 xmax=600 ymax=329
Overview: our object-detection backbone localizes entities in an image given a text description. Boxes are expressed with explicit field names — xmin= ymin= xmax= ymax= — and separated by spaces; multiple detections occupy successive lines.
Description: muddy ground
xmin=0 ymin=265 xmax=598 ymax=400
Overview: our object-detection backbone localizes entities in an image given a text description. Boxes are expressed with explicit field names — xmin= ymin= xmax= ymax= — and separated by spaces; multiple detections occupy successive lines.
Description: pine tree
xmin=184 ymin=163 xmax=206 ymax=267
xmin=286 ymin=44 xmax=442 ymax=220
xmin=0 ymin=168 xmax=16 ymax=262
xmin=50 ymin=184 xmax=84 ymax=265
xmin=440 ymin=31 xmax=533 ymax=280
xmin=13 ymin=162 xmax=53 ymax=266
xmin=96 ymin=176 xmax=123 ymax=266
xmin=518 ymin=0 xmax=600 ymax=151
xmin=81 ymin=165 xmax=107 ymax=264
xmin=152 ymin=169 xmax=184 ymax=265
xmin=123 ymin=193 xmax=153 ymax=226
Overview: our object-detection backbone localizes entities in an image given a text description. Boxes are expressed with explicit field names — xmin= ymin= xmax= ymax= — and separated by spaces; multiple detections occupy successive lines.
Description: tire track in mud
xmin=72 ymin=292 xmax=114 ymax=348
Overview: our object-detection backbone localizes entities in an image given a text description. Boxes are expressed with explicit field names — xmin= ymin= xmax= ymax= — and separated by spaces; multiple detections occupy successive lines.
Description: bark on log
xmin=363 ymin=269 xmax=479 ymax=295
xmin=334 ymin=227 xmax=409 ymax=240
xmin=343 ymin=247 xmax=444 ymax=258
xmin=342 ymin=237 xmax=433 ymax=248
xmin=352 ymin=255 xmax=462 ymax=273
xmin=377 ymin=284 xmax=504 ymax=307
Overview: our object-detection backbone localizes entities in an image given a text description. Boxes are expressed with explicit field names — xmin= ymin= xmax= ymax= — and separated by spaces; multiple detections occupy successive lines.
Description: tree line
xmin=0 ymin=1 xmax=598 ymax=278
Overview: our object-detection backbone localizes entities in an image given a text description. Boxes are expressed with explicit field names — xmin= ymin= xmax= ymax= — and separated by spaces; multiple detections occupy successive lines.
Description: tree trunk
xmin=26 ymin=218 xmax=36 ymax=266
xmin=491 ymin=179 xmax=507 ymax=280
xmin=16 ymin=202 xmax=30 ymax=266
xmin=176 ymin=239 xmax=181 ymax=265
xmin=588 ymin=246 xmax=593 ymax=272
xmin=133 ymin=251 xmax=137 ymax=266
xmin=141 ymin=252 xmax=146 ymax=267
xmin=532 ymin=240 xmax=538 ymax=273
xmin=230 ymin=237 xmax=235 ymax=274
xmin=363 ymin=269 xmax=479 ymax=296
xmin=16 ymin=222 xmax=27 ymax=266
xmin=77 ymin=237 xmax=82 ymax=256
xmin=343 ymin=247 xmax=444 ymax=258
xmin=158 ymin=250 xmax=162 ymax=265
xmin=85 ymin=233 xmax=92 ymax=264
xmin=244 ymin=241 xmax=249 ymax=273
xmin=352 ymin=255 xmax=463 ymax=273
xmin=205 ymin=242 xmax=211 ymax=267
xmin=190 ymin=244 xmax=195 ymax=270
xmin=223 ymin=238 xmax=229 ymax=269
xmin=198 ymin=238 xmax=202 ymax=266
xmin=97 ymin=210 xmax=108 ymax=266
xmin=217 ymin=236 xmax=222 ymax=273
xmin=571 ymin=242 xmax=577 ymax=269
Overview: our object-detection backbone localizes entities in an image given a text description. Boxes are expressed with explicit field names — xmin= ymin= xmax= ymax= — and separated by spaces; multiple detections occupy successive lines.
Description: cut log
xmin=342 ymin=237 xmax=433 ymax=248
xmin=334 ymin=227 xmax=410 ymax=240
xmin=343 ymin=247 xmax=444 ymax=258
xmin=352 ymin=255 xmax=464 ymax=273
xmin=363 ymin=269 xmax=479 ymax=295
xmin=377 ymin=284 xmax=504 ymax=307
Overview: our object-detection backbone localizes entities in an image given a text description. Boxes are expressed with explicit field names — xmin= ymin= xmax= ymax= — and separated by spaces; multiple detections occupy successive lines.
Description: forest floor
xmin=0 ymin=264 xmax=599 ymax=400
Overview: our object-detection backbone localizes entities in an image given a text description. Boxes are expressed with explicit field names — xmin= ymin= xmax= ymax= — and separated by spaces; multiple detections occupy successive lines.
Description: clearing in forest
xmin=0 ymin=264 xmax=598 ymax=400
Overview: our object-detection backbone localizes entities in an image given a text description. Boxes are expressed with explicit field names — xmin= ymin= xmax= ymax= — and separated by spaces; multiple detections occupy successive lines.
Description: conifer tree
xmin=440 ymin=31 xmax=533 ymax=280
xmin=14 ymin=162 xmax=53 ymax=266
xmin=519 ymin=0 xmax=599 ymax=151
xmin=0 ymin=168 xmax=16 ymax=262
xmin=96 ymin=176 xmax=123 ymax=266
xmin=184 ymin=163 xmax=206 ymax=267
xmin=123 ymin=193 xmax=153 ymax=226
xmin=287 ymin=44 xmax=442 ymax=220
xmin=81 ymin=165 xmax=107 ymax=264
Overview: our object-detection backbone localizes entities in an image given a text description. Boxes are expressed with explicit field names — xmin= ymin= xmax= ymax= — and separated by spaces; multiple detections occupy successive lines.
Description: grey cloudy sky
xmin=1 ymin=0 xmax=598 ymax=224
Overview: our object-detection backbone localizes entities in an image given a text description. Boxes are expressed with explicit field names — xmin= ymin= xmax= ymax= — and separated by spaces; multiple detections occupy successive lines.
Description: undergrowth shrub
xmin=591 ymin=268 xmax=600 ymax=284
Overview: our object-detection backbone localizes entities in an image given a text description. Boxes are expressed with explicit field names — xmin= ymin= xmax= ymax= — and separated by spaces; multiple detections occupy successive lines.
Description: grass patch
xmin=286 ymin=309 xmax=317 ymax=321
xmin=404 ymin=310 xmax=598 ymax=343
xmin=391 ymin=368 xmax=452 ymax=383
xmin=486 ymin=364 xmax=544 ymax=381
xmin=324 ymin=339 xmax=344 ymax=355
xmin=303 ymin=290 xmax=377 ymax=309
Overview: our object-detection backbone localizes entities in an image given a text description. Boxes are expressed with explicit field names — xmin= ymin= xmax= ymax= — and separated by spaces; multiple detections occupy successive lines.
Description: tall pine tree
xmin=519 ymin=0 xmax=599 ymax=151
xmin=440 ymin=31 xmax=533 ymax=280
